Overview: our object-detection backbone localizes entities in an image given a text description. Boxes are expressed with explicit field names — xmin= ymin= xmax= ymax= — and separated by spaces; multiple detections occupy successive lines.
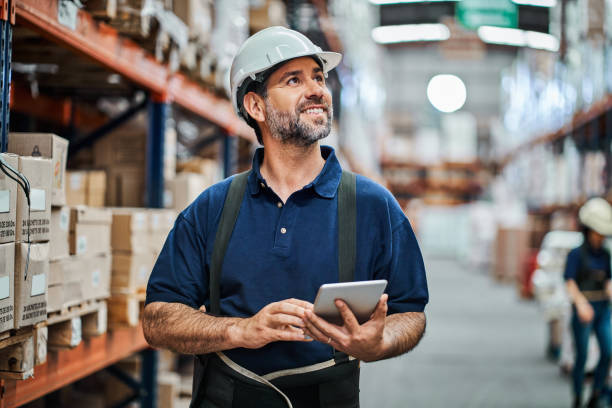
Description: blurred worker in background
xmin=565 ymin=197 xmax=612 ymax=408
xmin=142 ymin=26 xmax=429 ymax=408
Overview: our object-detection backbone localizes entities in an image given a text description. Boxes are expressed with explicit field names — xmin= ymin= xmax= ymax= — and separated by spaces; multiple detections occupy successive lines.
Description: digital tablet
xmin=313 ymin=280 xmax=388 ymax=326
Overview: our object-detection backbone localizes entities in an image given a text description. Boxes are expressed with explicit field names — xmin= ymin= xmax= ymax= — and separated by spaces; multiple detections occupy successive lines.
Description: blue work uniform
xmin=146 ymin=146 xmax=429 ymax=376
xmin=564 ymin=244 xmax=611 ymax=401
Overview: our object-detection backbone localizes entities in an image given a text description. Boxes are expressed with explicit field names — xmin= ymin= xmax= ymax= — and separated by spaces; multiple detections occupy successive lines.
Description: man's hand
xmin=577 ymin=301 xmax=594 ymax=324
xmin=231 ymin=298 xmax=314 ymax=349
xmin=303 ymin=294 xmax=389 ymax=362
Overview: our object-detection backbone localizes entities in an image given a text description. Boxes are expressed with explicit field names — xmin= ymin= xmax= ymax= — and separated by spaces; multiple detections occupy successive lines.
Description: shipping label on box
xmin=15 ymin=242 xmax=48 ymax=328
xmin=47 ymin=284 xmax=63 ymax=313
xmin=8 ymin=133 xmax=69 ymax=206
xmin=0 ymin=242 xmax=14 ymax=332
xmin=16 ymin=157 xmax=52 ymax=243
xmin=0 ymin=153 xmax=17 ymax=244
xmin=83 ymin=253 xmax=111 ymax=301
xmin=50 ymin=207 xmax=70 ymax=261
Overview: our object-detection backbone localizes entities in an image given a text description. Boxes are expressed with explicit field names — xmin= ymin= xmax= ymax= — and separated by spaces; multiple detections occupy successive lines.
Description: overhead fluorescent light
xmin=370 ymin=0 xmax=459 ymax=4
xmin=525 ymin=30 xmax=560 ymax=51
xmin=371 ymin=24 xmax=450 ymax=44
xmin=511 ymin=0 xmax=557 ymax=7
xmin=477 ymin=26 xmax=559 ymax=52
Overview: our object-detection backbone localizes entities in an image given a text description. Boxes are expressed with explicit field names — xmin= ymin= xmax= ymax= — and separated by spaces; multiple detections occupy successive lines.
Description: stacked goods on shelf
xmin=93 ymin=115 xmax=147 ymax=207
xmin=0 ymin=153 xmax=17 ymax=244
xmin=43 ymin=206 xmax=111 ymax=350
xmin=172 ymin=157 xmax=221 ymax=212
xmin=65 ymin=170 xmax=107 ymax=207
xmin=148 ymin=209 xmax=176 ymax=261
xmin=108 ymin=208 xmax=153 ymax=327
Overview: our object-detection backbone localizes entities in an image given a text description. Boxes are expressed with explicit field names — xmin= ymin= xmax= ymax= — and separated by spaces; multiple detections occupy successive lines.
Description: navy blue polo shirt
xmin=146 ymin=146 xmax=429 ymax=375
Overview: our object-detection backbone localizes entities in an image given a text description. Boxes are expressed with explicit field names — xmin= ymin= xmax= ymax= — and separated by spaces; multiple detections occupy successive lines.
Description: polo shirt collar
xmin=247 ymin=145 xmax=342 ymax=199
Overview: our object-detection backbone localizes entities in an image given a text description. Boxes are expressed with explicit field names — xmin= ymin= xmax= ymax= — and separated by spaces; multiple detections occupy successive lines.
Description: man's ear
xmin=243 ymin=92 xmax=266 ymax=123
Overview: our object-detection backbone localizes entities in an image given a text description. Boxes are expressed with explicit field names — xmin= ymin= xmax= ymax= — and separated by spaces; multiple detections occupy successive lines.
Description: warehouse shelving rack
xmin=0 ymin=0 xmax=257 ymax=406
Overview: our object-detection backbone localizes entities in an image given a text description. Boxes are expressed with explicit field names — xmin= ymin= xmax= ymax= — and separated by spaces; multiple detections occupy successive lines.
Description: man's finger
xmin=271 ymin=302 xmax=309 ymax=318
xmin=271 ymin=314 xmax=305 ymax=328
xmin=199 ymin=305 xmax=207 ymax=313
xmin=302 ymin=315 xmax=329 ymax=343
xmin=370 ymin=294 xmax=388 ymax=321
xmin=275 ymin=328 xmax=311 ymax=342
xmin=334 ymin=299 xmax=360 ymax=332
xmin=285 ymin=298 xmax=314 ymax=310
xmin=305 ymin=310 xmax=345 ymax=342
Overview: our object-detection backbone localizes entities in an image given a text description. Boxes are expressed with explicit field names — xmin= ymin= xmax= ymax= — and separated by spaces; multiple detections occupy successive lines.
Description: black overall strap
xmin=338 ymin=170 xmax=356 ymax=284
xmin=209 ymin=170 xmax=251 ymax=315
xmin=334 ymin=170 xmax=356 ymax=364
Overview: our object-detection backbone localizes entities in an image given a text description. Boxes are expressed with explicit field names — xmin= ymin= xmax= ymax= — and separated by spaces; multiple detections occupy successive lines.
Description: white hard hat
xmin=579 ymin=197 xmax=612 ymax=235
xmin=230 ymin=26 xmax=342 ymax=121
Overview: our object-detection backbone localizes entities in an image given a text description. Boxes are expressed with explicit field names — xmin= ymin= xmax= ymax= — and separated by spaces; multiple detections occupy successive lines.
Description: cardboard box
xmin=107 ymin=166 xmax=145 ymax=207
xmin=69 ymin=207 xmax=112 ymax=257
xmin=148 ymin=209 xmax=175 ymax=233
xmin=65 ymin=171 xmax=87 ymax=206
xmin=87 ymin=171 xmax=106 ymax=207
xmin=48 ymin=257 xmax=86 ymax=312
xmin=0 ymin=243 xmax=14 ymax=332
xmin=66 ymin=171 xmax=107 ymax=207
xmin=8 ymin=133 xmax=69 ymax=206
xmin=111 ymin=209 xmax=149 ymax=253
xmin=16 ymin=157 xmax=52 ymax=243
xmin=50 ymin=207 xmax=70 ymax=260
xmin=82 ymin=253 xmax=111 ymax=301
xmin=14 ymin=243 xmax=48 ymax=328
xmin=172 ymin=172 xmax=209 ymax=212
xmin=111 ymin=252 xmax=153 ymax=293
xmin=47 ymin=284 xmax=64 ymax=313
xmin=0 ymin=153 xmax=18 ymax=244
xmin=49 ymin=257 xmax=83 ymax=287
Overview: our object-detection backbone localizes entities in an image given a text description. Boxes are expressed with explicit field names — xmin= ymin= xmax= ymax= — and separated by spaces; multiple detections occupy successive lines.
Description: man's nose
xmin=304 ymin=78 xmax=326 ymax=99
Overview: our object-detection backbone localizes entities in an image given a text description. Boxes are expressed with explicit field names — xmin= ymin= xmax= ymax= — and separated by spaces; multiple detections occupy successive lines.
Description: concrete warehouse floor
xmin=360 ymin=257 xmax=570 ymax=408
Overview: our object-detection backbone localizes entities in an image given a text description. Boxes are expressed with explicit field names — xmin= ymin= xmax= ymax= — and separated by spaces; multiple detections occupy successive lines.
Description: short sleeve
xmin=383 ymin=219 xmax=429 ymax=314
xmin=564 ymin=248 xmax=580 ymax=282
xmin=145 ymin=213 xmax=208 ymax=309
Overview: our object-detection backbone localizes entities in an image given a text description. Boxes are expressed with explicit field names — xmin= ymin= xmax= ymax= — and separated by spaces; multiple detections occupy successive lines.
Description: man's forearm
xmin=142 ymin=301 xmax=242 ymax=355
xmin=377 ymin=312 xmax=426 ymax=361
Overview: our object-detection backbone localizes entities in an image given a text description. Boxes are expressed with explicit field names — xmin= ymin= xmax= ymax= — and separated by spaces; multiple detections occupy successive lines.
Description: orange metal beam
xmin=11 ymin=82 xmax=108 ymax=130
xmin=0 ymin=325 xmax=149 ymax=408
xmin=14 ymin=0 xmax=255 ymax=142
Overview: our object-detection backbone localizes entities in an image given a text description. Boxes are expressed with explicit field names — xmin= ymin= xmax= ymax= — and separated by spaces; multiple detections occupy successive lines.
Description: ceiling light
xmin=477 ymin=26 xmax=559 ymax=52
xmin=427 ymin=74 xmax=467 ymax=113
xmin=511 ymin=0 xmax=556 ymax=7
xmin=371 ymin=24 xmax=450 ymax=44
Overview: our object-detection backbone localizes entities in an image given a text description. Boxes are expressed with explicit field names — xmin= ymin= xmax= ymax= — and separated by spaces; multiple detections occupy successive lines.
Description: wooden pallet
xmin=43 ymin=299 xmax=108 ymax=350
xmin=0 ymin=328 xmax=35 ymax=380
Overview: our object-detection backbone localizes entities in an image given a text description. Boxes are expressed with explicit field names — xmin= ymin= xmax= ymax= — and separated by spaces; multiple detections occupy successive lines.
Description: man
xmin=143 ymin=26 xmax=428 ymax=408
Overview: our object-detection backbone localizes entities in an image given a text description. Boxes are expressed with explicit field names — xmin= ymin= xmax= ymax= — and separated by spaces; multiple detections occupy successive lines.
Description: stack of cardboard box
xmin=7 ymin=133 xmax=66 ymax=330
xmin=0 ymin=153 xmax=18 ymax=333
xmin=148 ymin=209 xmax=176 ymax=261
xmin=65 ymin=170 xmax=107 ymax=207
xmin=108 ymin=208 xmax=154 ymax=327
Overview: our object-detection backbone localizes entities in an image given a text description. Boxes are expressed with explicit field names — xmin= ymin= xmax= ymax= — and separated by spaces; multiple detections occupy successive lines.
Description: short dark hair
xmin=241 ymin=78 xmax=269 ymax=145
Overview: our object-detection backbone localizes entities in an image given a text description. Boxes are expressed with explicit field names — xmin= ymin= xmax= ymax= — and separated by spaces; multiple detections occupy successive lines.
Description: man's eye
xmin=315 ymin=75 xmax=324 ymax=83
xmin=287 ymin=77 xmax=299 ymax=85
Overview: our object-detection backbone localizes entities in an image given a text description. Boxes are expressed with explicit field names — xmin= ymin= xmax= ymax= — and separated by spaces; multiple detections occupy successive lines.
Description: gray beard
xmin=265 ymin=99 xmax=332 ymax=147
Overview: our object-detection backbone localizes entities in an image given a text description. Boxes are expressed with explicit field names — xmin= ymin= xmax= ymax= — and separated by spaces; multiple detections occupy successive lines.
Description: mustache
xmin=297 ymin=98 xmax=331 ymax=112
